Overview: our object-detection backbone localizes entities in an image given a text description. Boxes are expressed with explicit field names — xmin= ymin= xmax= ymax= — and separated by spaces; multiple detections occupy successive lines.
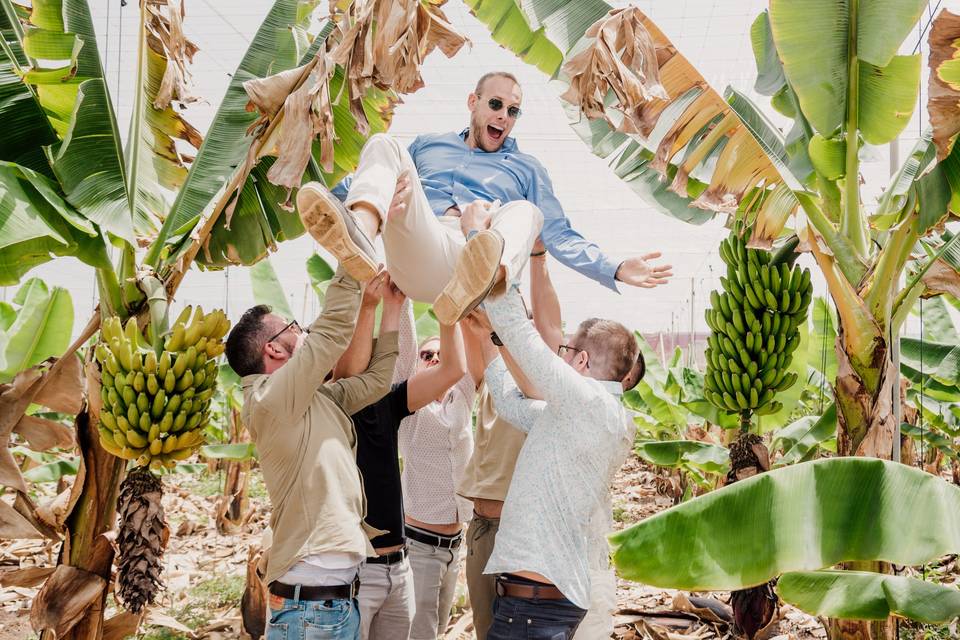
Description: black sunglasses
xmin=419 ymin=348 xmax=440 ymax=362
xmin=267 ymin=319 xmax=306 ymax=344
xmin=482 ymin=96 xmax=521 ymax=119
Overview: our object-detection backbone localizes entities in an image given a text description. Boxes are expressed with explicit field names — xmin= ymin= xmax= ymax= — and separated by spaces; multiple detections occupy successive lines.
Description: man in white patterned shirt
xmin=478 ymin=283 xmax=638 ymax=638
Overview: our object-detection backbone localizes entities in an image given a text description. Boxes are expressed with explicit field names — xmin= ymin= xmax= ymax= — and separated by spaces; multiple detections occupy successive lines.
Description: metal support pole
xmin=688 ymin=277 xmax=696 ymax=368
xmin=890 ymin=137 xmax=902 ymax=462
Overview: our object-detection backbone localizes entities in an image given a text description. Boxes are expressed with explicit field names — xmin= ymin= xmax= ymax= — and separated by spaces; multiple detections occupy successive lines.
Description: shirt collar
xmin=600 ymin=380 xmax=624 ymax=396
xmin=457 ymin=128 xmax=518 ymax=153
xmin=240 ymin=373 xmax=262 ymax=389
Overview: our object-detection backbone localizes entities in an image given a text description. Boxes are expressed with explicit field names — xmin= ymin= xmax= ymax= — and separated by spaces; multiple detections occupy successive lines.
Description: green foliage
xmin=249 ymin=256 xmax=294 ymax=320
xmin=611 ymin=458 xmax=960 ymax=591
xmin=0 ymin=278 xmax=73 ymax=382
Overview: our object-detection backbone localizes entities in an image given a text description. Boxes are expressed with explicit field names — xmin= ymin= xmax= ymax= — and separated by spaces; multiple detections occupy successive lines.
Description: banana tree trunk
xmin=833 ymin=326 xmax=896 ymax=459
xmin=829 ymin=326 xmax=896 ymax=640
xmin=41 ymin=363 xmax=126 ymax=640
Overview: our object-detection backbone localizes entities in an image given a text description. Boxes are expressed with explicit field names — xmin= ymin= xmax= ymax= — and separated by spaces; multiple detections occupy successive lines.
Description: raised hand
xmin=362 ymin=267 xmax=388 ymax=307
xmin=459 ymin=199 xmax=497 ymax=238
xmin=615 ymin=252 xmax=674 ymax=289
xmin=386 ymin=171 xmax=413 ymax=220
xmin=381 ymin=273 xmax=407 ymax=308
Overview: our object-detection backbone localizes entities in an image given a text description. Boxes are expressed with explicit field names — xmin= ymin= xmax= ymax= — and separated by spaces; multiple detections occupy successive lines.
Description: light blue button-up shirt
xmin=335 ymin=130 xmax=621 ymax=291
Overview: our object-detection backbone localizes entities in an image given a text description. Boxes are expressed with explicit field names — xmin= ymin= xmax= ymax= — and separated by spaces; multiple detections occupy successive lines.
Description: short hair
xmin=474 ymin=71 xmax=520 ymax=96
xmin=570 ymin=318 xmax=638 ymax=383
xmin=225 ymin=305 xmax=273 ymax=377
xmin=621 ymin=350 xmax=646 ymax=390
xmin=419 ymin=335 xmax=440 ymax=350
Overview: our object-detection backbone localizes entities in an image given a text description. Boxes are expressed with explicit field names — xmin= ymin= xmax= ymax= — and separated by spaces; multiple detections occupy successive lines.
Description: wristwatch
xmin=490 ymin=332 xmax=503 ymax=347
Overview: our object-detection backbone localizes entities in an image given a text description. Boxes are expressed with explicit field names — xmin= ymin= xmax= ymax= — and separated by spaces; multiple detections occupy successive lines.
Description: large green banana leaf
xmin=145 ymin=0 xmax=320 ymax=267
xmin=633 ymin=440 xmax=729 ymax=476
xmin=0 ymin=278 xmax=73 ymax=383
xmin=0 ymin=160 xmax=110 ymax=284
xmin=899 ymin=422 xmax=959 ymax=462
xmin=460 ymin=0 xmax=567 ymax=76
xmin=771 ymin=403 xmax=837 ymax=466
xmin=610 ymin=458 xmax=960 ymax=591
xmin=749 ymin=10 xmax=814 ymax=188
xmin=0 ymin=5 xmax=57 ymax=177
xmin=22 ymin=0 xmax=141 ymax=243
xmin=777 ymin=570 xmax=960 ymax=624
xmin=768 ymin=0 xmax=925 ymax=144
xmin=921 ymin=296 xmax=959 ymax=344
xmin=124 ymin=0 xmax=202 ymax=237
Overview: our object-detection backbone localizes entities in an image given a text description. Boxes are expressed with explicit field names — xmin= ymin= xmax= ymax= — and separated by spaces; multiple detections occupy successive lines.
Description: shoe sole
xmin=297 ymin=185 xmax=378 ymax=282
xmin=433 ymin=231 xmax=504 ymax=325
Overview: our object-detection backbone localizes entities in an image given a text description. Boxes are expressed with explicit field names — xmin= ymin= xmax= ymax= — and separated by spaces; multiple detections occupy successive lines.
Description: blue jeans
xmin=266 ymin=594 xmax=360 ymax=640
xmin=487 ymin=594 xmax=587 ymax=639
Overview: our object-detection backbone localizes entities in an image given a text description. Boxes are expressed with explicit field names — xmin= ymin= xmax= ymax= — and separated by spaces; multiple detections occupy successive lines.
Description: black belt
xmin=404 ymin=525 xmax=462 ymax=549
xmin=367 ymin=546 xmax=407 ymax=565
xmin=496 ymin=574 xmax=566 ymax=600
xmin=268 ymin=575 xmax=359 ymax=601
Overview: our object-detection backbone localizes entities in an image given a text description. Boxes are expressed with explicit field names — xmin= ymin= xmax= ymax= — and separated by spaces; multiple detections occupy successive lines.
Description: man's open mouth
xmin=487 ymin=124 xmax=504 ymax=141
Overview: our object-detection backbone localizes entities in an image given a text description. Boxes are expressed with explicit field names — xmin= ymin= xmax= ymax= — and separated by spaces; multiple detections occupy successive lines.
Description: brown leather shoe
xmin=433 ymin=230 xmax=504 ymax=325
xmin=296 ymin=183 xmax=378 ymax=282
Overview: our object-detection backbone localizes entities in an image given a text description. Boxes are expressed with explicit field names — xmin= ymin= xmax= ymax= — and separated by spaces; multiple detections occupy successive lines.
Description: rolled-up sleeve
xmin=526 ymin=159 xmax=621 ymax=292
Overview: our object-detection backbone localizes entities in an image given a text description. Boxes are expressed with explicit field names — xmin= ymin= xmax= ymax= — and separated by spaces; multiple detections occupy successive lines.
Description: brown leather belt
xmin=269 ymin=575 xmax=359 ymax=601
xmin=496 ymin=575 xmax=565 ymax=600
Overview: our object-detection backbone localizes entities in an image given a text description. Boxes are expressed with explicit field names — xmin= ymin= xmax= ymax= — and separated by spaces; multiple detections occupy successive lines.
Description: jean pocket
xmin=304 ymin=598 xmax=353 ymax=633
xmin=265 ymin=622 xmax=289 ymax=640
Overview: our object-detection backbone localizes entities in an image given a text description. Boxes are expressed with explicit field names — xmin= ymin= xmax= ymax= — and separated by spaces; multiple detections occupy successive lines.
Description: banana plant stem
xmin=840 ymin=0 xmax=869 ymax=259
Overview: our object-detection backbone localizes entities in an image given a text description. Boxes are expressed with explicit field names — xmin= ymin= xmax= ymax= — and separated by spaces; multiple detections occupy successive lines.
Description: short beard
xmin=469 ymin=115 xmax=499 ymax=152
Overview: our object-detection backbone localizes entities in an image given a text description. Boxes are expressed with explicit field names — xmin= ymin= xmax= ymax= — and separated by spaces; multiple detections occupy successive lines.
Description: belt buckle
xmin=495 ymin=577 xmax=506 ymax=597
xmin=349 ymin=574 xmax=360 ymax=599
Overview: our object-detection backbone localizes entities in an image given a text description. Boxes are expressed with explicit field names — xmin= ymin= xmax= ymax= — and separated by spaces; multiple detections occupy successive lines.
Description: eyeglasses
xmin=267 ymin=319 xmax=305 ymax=345
xmin=419 ymin=349 xmax=440 ymax=362
xmin=558 ymin=344 xmax=589 ymax=367
xmin=482 ymin=96 xmax=521 ymax=119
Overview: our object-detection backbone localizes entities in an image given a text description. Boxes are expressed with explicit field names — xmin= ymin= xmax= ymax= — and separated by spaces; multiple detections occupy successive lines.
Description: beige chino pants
xmin=343 ymin=134 xmax=543 ymax=303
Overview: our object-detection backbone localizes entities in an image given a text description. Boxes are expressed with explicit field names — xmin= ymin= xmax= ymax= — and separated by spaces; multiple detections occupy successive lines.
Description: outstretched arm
xmin=406 ymin=321 xmax=468 ymax=412
xmin=324 ymin=279 xmax=405 ymax=415
xmin=528 ymin=159 xmax=672 ymax=291
xmin=485 ymin=285 xmax=594 ymax=408
xmin=484 ymin=356 xmax=545 ymax=433
xmin=332 ymin=269 xmax=386 ymax=380
xmin=529 ymin=240 xmax=563 ymax=355
xmin=260 ymin=268 xmax=362 ymax=418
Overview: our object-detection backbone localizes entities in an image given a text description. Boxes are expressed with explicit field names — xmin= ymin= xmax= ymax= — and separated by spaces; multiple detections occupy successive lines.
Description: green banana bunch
xmin=95 ymin=305 xmax=230 ymax=472
xmin=703 ymin=230 xmax=812 ymax=418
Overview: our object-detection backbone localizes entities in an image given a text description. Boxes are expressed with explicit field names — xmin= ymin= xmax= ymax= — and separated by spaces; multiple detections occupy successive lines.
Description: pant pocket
xmin=304 ymin=599 xmax=354 ymax=636
xmin=267 ymin=602 xmax=301 ymax=639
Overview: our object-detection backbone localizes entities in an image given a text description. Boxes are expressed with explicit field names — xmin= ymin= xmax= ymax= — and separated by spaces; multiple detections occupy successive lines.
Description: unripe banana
xmin=152 ymin=390 xmax=166 ymax=419
xmin=144 ymin=350 xmax=157 ymax=375
xmin=126 ymin=429 xmax=148 ymax=449
xmin=158 ymin=351 xmax=171 ymax=378
xmin=162 ymin=434 xmax=179 ymax=453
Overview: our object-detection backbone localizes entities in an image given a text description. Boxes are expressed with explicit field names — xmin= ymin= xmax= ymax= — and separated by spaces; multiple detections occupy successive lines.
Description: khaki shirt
xmin=457 ymin=382 xmax=526 ymax=503
xmin=241 ymin=272 xmax=399 ymax=585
